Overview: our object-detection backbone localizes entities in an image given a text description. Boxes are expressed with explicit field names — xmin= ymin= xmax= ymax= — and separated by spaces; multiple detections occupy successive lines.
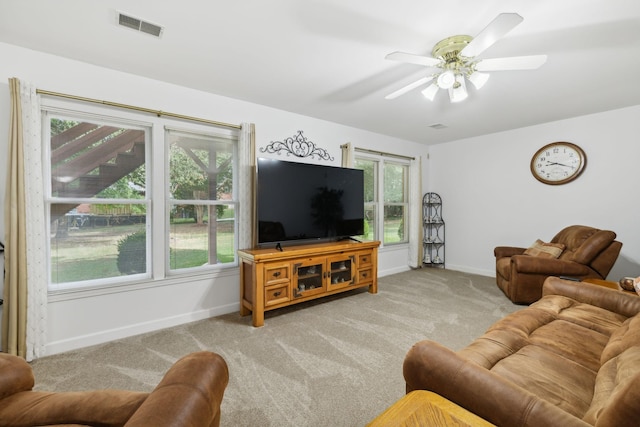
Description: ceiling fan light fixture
xmin=436 ymin=70 xmax=456 ymax=89
xmin=421 ymin=83 xmax=439 ymax=101
xmin=468 ymin=71 xmax=490 ymax=90
xmin=448 ymin=74 xmax=468 ymax=103
xmin=384 ymin=14 xmax=546 ymax=104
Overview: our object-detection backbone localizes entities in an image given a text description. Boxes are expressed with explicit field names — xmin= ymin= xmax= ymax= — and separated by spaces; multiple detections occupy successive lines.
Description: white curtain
xmin=238 ymin=123 xmax=256 ymax=249
xmin=407 ymin=156 xmax=423 ymax=268
xmin=341 ymin=142 xmax=354 ymax=168
xmin=22 ymin=81 xmax=47 ymax=360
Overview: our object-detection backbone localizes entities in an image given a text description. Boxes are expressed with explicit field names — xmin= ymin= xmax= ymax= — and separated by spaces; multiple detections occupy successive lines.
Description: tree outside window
xmin=355 ymin=155 xmax=409 ymax=245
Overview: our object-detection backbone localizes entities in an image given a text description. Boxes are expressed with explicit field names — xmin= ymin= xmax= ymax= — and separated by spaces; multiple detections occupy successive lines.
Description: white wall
xmin=428 ymin=105 xmax=640 ymax=279
xmin=0 ymin=42 xmax=428 ymax=355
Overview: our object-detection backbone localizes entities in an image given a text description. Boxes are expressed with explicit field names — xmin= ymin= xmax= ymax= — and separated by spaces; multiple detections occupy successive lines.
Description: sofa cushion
xmin=527 ymin=319 xmax=608 ymax=373
xmin=601 ymin=313 xmax=640 ymax=365
xmin=533 ymin=294 xmax=629 ymax=335
xmin=524 ymin=239 xmax=565 ymax=258
xmin=583 ymin=345 xmax=640 ymax=426
xmin=491 ymin=344 xmax=596 ymax=418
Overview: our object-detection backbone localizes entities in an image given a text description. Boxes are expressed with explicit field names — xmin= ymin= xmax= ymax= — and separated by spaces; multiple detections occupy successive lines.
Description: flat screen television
xmin=256 ymin=157 xmax=364 ymax=247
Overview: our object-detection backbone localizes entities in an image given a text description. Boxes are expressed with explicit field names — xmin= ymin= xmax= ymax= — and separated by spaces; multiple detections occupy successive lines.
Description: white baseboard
xmin=378 ymin=265 xmax=411 ymax=277
xmin=43 ymin=265 xmax=494 ymax=356
xmin=45 ymin=302 xmax=239 ymax=356
xmin=445 ymin=264 xmax=495 ymax=277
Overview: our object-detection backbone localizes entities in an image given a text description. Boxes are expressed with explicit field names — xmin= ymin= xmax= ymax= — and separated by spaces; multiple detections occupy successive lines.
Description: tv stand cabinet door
xmin=327 ymin=254 xmax=356 ymax=291
xmin=292 ymin=257 xmax=326 ymax=298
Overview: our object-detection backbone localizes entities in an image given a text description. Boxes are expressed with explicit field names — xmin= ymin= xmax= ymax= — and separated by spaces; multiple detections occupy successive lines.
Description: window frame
xmin=354 ymin=151 xmax=411 ymax=247
xmin=41 ymin=99 xmax=241 ymax=294
xmin=165 ymin=126 xmax=239 ymax=275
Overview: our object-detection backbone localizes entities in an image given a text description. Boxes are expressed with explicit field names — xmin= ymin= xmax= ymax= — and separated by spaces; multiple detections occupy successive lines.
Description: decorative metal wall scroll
xmin=260 ymin=130 xmax=334 ymax=161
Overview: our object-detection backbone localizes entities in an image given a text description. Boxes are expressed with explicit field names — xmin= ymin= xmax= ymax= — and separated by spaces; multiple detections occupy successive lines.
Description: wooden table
xmin=367 ymin=390 xmax=495 ymax=427
xmin=582 ymin=278 xmax=638 ymax=296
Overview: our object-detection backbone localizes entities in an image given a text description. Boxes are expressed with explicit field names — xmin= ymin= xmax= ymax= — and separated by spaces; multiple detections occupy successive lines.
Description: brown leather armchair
xmin=495 ymin=225 xmax=622 ymax=304
xmin=0 ymin=351 xmax=229 ymax=427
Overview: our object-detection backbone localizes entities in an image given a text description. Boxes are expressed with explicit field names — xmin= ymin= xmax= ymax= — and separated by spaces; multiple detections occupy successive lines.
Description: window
xmin=383 ymin=161 xmax=409 ymax=244
xmin=44 ymin=106 xmax=239 ymax=291
xmin=354 ymin=154 xmax=409 ymax=245
xmin=354 ymin=158 xmax=377 ymax=241
xmin=47 ymin=114 xmax=150 ymax=286
xmin=167 ymin=128 xmax=237 ymax=272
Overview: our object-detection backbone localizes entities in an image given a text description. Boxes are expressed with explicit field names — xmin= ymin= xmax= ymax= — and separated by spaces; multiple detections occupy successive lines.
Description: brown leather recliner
xmin=494 ymin=225 xmax=622 ymax=304
xmin=0 ymin=351 xmax=229 ymax=427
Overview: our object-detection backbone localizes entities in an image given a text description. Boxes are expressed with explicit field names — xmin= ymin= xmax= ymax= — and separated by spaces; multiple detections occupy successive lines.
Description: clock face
xmin=530 ymin=142 xmax=586 ymax=185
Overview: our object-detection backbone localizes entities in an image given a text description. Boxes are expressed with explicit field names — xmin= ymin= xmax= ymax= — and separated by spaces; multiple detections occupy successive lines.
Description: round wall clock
xmin=530 ymin=142 xmax=586 ymax=185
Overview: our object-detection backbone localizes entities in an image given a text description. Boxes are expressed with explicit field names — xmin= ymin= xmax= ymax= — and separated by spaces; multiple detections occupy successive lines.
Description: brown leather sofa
xmin=495 ymin=225 xmax=622 ymax=303
xmin=0 ymin=351 xmax=229 ymax=427
xmin=404 ymin=277 xmax=640 ymax=426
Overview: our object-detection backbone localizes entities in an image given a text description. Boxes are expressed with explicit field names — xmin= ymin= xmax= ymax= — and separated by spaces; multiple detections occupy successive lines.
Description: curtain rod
xmin=353 ymin=147 xmax=415 ymax=161
xmin=36 ymin=89 xmax=242 ymax=130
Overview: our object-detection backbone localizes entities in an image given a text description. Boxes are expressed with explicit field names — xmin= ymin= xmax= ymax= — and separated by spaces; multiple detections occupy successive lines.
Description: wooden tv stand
xmin=238 ymin=240 xmax=380 ymax=327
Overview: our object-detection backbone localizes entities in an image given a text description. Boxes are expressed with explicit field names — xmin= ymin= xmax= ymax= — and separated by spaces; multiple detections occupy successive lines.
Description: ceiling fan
xmin=385 ymin=13 xmax=547 ymax=103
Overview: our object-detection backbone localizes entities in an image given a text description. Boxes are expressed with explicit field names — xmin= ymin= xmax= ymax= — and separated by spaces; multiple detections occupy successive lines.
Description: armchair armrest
xmin=0 ymin=351 xmax=229 ymax=427
xmin=0 ymin=354 xmax=144 ymax=427
xmin=542 ymin=277 xmax=640 ymax=318
xmin=0 ymin=389 xmax=149 ymax=426
xmin=403 ymin=340 xmax=590 ymax=427
xmin=494 ymin=246 xmax=526 ymax=259
xmin=510 ymin=255 xmax=593 ymax=276
xmin=125 ymin=351 xmax=229 ymax=427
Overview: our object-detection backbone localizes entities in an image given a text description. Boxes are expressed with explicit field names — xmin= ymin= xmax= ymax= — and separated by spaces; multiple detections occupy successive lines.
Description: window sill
xmin=48 ymin=265 xmax=239 ymax=302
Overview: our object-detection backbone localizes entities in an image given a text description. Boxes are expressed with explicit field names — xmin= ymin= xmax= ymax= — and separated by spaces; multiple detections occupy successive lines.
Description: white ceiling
xmin=1 ymin=0 xmax=640 ymax=145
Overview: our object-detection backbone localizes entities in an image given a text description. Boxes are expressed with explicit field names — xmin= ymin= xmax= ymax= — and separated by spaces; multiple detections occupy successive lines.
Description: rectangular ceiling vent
xmin=428 ymin=123 xmax=448 ymax=130
xmin=118 ymin=12 xmax=163 ymax=38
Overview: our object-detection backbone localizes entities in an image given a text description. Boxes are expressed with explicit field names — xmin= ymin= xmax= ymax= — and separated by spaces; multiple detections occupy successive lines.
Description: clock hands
xmin=546 ymin=161 xmax=574 ymax=169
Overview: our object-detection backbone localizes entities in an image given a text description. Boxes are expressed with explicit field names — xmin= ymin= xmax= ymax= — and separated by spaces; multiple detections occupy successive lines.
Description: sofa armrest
xmin=494 ymin=246 xmax=526 ymax=259
xmin=510 ymin=255 xmax=593 ymax=276
xmin=125 ymin=351 xmax=229 ymax=427
xmin=542 ymin=277 xmax=640 ymax=318
xmin=403 ymin=340 xmax=590 ymax=427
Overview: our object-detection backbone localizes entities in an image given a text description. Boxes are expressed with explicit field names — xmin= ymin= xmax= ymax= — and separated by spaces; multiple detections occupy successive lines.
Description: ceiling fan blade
xmin=474 ymin=55 xmax=547 ymax=71
xmin=460 ymin=13 xmax=524 ymax=58
xmin=385 ymin=51 xmax=441 ymax=67
xmin=385 ymin=76 xmax=434 ymax=99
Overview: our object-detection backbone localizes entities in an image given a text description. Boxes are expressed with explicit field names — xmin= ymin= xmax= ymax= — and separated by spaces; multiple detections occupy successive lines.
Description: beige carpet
xmin=31 ymin=268 xmax=522 ymax=426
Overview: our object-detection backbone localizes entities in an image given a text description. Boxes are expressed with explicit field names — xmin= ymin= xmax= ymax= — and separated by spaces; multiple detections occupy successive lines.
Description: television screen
xmin=256 ymin=158 xmax=364 ymax=246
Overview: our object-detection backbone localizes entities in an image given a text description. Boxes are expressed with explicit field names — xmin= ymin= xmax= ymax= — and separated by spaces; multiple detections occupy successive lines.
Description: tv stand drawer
xmin=358 ymin=268 xmax=373 ymax=283
xmin=265 ymin=283 xmax=290 ymax=306
xmin=265 ymin=264 xmax=289 ymax=285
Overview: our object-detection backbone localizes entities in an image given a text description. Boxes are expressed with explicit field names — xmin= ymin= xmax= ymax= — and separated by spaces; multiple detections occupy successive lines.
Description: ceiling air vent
xmin=118 ymin=12 xmax=163 ymax=38
xmin=428 ymin=123 xmax=448 ymax=130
